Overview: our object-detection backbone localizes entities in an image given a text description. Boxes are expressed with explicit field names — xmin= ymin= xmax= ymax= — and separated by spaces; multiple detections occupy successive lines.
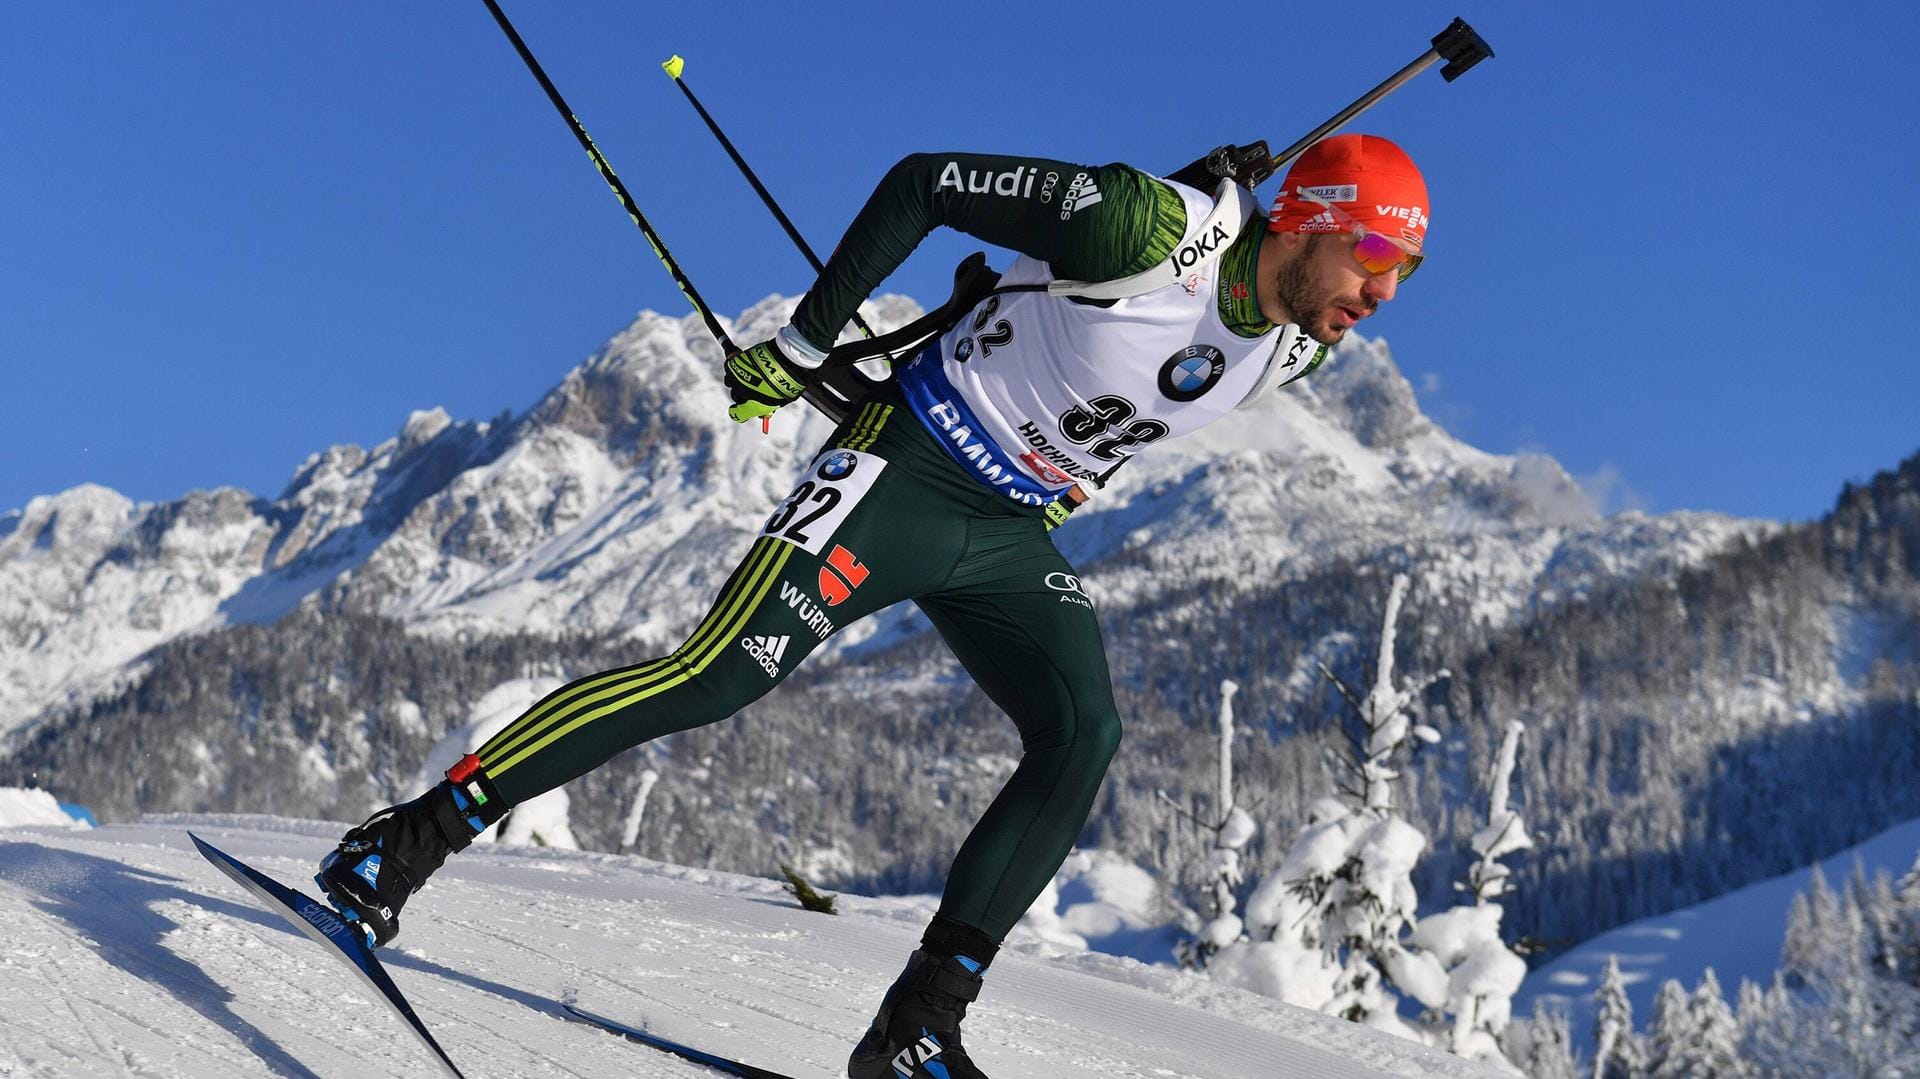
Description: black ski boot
xmin=847 ymin=949 xmax=991 ymax=1079
xmin=316 ymin=754 xmax=504 ymax=948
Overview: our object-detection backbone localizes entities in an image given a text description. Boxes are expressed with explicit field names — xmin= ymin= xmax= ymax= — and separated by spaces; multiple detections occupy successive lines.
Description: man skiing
xmin=317 ymin=132 xmax=1430 ymax=1078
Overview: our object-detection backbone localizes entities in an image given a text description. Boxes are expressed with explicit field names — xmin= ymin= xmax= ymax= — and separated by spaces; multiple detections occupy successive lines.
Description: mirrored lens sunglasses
xmin=1293 ymin=188 xmax=1424 ymax=283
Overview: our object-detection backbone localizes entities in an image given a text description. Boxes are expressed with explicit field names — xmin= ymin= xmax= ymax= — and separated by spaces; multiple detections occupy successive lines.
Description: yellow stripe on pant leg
xmin=481 ymin=538 xmax=780 ymax=766
xmin=848 ymin=404 xmax=892 ymax=451
xmin=479 ymin=538 xmax=781 ymax=768
xmin=836 ymin=402 xmax=881 ymax=451
xmin=487 ymin=541 xmax=795 ymax=777
xmin=831 ymin=404 xmax=865 ymax=450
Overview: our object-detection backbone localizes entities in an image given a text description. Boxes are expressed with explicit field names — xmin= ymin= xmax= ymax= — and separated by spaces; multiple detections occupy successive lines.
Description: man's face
xmin=1262 ymin=231 xmax=1402 ymax=345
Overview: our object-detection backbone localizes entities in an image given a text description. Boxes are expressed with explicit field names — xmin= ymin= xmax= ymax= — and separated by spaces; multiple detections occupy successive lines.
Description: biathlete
xmin=317 ymin=132 xmax=1434 ymax=1079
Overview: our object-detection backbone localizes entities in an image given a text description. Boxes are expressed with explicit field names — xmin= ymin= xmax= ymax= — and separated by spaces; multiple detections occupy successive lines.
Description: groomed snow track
xmin=0 ymin=818 xmax=1503 ymax=1077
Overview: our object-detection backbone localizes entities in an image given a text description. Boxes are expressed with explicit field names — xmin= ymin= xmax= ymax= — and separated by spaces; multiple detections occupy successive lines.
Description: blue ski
xmin=563 ymin=1001 xmax=800 ymax=1078
xmin=188 ymin=831 xmax=467 ymax=1079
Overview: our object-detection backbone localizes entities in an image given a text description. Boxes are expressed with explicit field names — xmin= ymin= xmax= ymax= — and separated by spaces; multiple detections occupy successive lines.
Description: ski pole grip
xmin=1433 ymin=17 xmax=1493 ymax=82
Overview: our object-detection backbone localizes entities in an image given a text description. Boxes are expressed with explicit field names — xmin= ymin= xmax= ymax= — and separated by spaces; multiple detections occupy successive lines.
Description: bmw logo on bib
xmin=817 ymin=450 xmax=859 ymax=481
xmin=1158 ymin=345 xmax=1226 ymax=402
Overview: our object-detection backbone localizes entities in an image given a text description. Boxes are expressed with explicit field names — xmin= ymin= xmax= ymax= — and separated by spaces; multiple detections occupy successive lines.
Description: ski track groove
xmin=443 ymin=897 xmax=852 ymax=1073
xmin=39 ymin=948 xmax=124 ymax=1075
xmin=395 ymin=898 xmax=721 ymax=1077
xmin=10 ymin=898 xmax=232 ymax=1078
xmin=173 ymin=902 xmax=391 ymax=1071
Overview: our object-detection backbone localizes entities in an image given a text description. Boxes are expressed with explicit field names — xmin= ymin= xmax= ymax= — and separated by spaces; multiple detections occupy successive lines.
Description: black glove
xmin=723 ymin=338 xmax=813 ymax=424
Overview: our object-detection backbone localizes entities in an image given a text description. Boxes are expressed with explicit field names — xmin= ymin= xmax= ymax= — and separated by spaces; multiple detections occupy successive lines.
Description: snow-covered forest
xmin=1512 ymin=854 xmax=1920 ymax=1077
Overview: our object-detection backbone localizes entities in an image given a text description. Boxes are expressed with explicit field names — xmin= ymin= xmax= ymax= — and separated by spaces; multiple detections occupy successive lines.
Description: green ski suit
xmin=472 ymin=151 xmax=1280 ymax=941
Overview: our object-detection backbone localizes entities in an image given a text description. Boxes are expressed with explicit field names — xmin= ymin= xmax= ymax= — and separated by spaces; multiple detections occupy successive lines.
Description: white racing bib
xmin=896 ymin=178 xmax=1315 ymax=503
xmin=759 ymin=448 xmax=886 ymax=555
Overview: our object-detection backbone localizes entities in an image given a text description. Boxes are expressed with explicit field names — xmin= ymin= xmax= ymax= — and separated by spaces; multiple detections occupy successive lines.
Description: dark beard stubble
xmin=1272 ymin=234 xmax=1348 ymax=346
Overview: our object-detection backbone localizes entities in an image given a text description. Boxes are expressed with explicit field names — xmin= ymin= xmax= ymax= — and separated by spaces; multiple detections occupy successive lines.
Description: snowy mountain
xmin=0 ymin=294 xmax=1755 ymax=738
xmin=0 ymin=815 xmax=1505 ymax=1078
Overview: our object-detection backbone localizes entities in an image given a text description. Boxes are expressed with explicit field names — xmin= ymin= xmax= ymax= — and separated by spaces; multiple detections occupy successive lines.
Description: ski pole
xmin=478 ymin=1 xmax=857 ymax=425
xmin=660 ymin=56 xmax=886 ymax=348
xmin=479 ymin=0 xmax=736 ymax=354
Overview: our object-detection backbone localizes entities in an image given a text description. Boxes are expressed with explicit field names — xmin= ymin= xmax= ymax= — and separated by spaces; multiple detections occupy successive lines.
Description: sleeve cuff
xmin=777 ymin=324 xmax=829 ymax=369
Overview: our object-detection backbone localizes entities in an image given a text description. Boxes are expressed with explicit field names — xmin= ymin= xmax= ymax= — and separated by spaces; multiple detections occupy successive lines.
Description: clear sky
xmin=4 ymin=2 xmax=1916 ymax=523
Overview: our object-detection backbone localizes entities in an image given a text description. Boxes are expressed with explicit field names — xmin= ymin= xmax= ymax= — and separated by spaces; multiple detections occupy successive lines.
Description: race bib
xmin=759 ymin=448 xmax=886 ymax=555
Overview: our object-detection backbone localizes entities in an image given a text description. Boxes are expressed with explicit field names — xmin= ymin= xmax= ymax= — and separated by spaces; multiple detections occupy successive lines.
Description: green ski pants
xmin=471 ymin=394 xmax=1120 ymax=940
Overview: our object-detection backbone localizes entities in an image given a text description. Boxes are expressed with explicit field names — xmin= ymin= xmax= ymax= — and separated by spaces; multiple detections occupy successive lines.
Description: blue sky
xmin=4 ymin=2 xmax=1916 ymax=523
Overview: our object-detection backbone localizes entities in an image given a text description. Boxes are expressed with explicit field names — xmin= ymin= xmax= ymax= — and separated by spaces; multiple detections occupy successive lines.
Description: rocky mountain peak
xmin=398 ymin=407 xmax=453 ymax=452
xmin=1 ymin=485 xmax=137 ymax=559
xmin=1305 ymin=334 xmax=1434 ymax=451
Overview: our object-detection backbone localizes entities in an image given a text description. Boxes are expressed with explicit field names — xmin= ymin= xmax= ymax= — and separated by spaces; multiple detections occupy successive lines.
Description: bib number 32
xmin=761 ymin=448 xmax=886 ymax=555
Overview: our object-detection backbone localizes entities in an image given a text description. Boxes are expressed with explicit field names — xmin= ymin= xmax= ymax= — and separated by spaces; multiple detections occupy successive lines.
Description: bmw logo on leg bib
xmin=1158 ymin=345 xmax=1226 ymax=402
xmin=817 ymin=450 xmax=858 ymax=481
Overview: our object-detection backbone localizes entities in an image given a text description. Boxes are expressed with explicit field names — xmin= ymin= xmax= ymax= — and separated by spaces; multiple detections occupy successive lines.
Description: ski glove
xmin=724 ymin=337 xmax=813 ymax=424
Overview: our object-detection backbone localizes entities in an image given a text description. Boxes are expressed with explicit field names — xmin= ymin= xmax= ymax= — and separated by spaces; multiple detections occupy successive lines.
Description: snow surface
xmin=0 ymin=817 xmax=1507 ymax=1077
xmin=1022 ymin=848 xmax=1192 ymax=966
xmin=1516 ymin=814 xmax=1920 ymax=1051
xmin=0 ymin=787 xmax=91 ymax=830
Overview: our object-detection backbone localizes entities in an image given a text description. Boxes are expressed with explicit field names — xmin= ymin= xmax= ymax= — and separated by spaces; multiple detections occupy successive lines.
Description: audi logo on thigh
xmin=1045 ymin=572 xmax=1087 ymax=597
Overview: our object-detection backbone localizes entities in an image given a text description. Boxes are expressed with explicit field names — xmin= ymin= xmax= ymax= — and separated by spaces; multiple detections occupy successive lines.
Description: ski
xmin=187 ymin=832 xmax=467 ymax=1079
xmin=563 ymin=1001 xmax=800 ymax=1079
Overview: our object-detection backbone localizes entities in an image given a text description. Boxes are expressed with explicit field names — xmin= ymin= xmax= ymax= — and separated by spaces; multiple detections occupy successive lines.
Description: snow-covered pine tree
xmin=1826 ymin=867 xmax=1920 ymax=1071
xmin=1591 ymin=955 xmax=1644 ymax=1079
xmin=1634 ymin=968 xmax=1744 ymax=1079
xmin=1898 ymin=853 xmax=1920 ymax=986
xmin=1683 ymin=969 xmax=1743 ymax=1078
xmin=1517 ymin=1000 xmax=1580 ymax=1079
xmin=1407 ymin=719 xmax=1528 ymax=1063
xmin=1780 ymin=865 xmax=1843 ymax=987
xmin=1734 ymin=975 xmax=1795 ymax=1074
xmin=1740 ymin=862 xmax=1920 ymax=1075
xmin=1313 ymin=574 xmax=1440 ymax=1037
xmin=1859 ymin=862 xmax=1905 ymax=978
xmin=1778 ymin=891 xmax=1814 ymax=984
xmin=1215 ymin=795 xmax=1345 ymax=1007
xmin=1641 ymin=979 xmax=1692 ymax=1079
xmin=1467 ymin=722 xmax=1532 ymax=905
xmin=1177 ymin=679 xmax=1256 ymax=968
xmin=1213 ymin=574 xmax=1487 ymax=1056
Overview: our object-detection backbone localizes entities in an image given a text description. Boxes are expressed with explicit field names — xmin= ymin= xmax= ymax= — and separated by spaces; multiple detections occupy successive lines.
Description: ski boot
xmin=847 ymin=949 xmax=991 ymax=1079
xmin=315 ymin=754 xmax=504 ymax=948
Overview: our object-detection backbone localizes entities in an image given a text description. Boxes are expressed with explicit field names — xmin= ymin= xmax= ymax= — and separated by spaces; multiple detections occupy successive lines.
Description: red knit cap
xmin=1267 ymin=134 xmax=1430 ymax=252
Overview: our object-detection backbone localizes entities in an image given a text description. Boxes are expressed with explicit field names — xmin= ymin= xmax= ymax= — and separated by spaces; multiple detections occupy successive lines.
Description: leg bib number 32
xmin=760 ymin=448 xmax=886 ymax=555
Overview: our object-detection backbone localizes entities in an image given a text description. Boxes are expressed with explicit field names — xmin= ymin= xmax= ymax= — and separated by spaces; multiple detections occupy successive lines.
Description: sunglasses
xmin=1293 ymin=188 xmax=1424 ymax=283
